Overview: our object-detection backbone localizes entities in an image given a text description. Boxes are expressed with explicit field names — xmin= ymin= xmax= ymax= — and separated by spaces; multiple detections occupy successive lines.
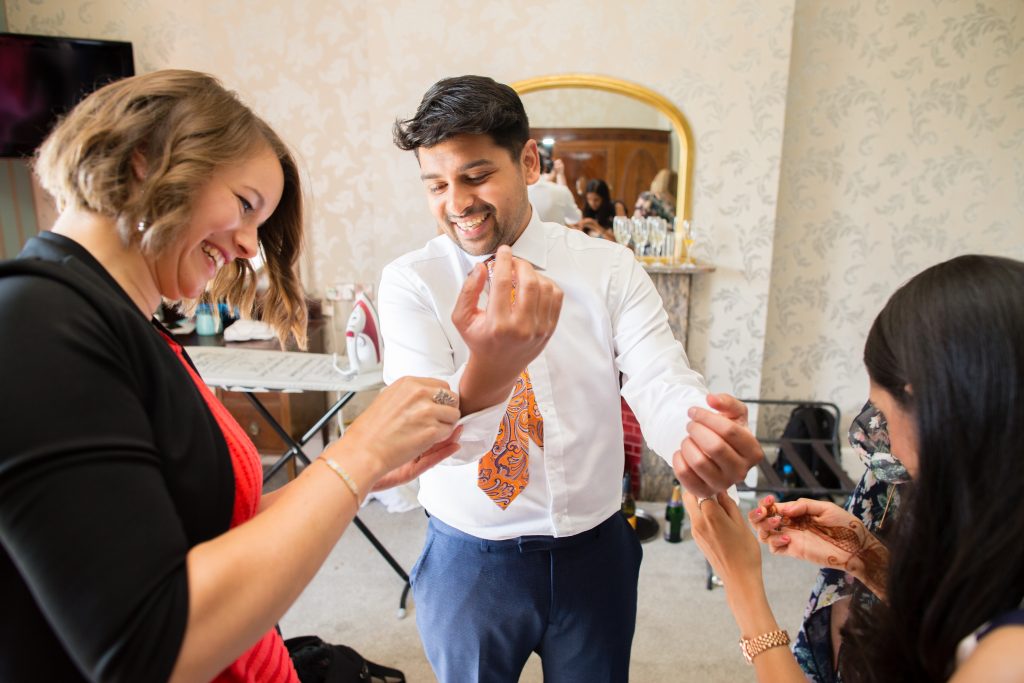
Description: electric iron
xmin=339 ymin=291 xmax=383 ymax=377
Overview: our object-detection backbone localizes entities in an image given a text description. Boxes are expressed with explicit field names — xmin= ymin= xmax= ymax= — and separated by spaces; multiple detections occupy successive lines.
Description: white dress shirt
xmin=527 ymin=178 xmax=582 ymax=225
xmin=378 ymin=212 xmax=708 ymax=540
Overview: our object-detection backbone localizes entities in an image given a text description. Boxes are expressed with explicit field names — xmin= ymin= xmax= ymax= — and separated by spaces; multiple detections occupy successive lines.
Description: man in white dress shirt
xmin=527 ymin=151 xmax=582 ymax=226
xmin=380 ymin=75 xmax=762 ymax=683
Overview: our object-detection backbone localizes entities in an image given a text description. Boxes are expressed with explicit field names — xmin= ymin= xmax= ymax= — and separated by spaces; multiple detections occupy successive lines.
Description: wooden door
xmin=531 ymin=127 xmax=671 ymax=210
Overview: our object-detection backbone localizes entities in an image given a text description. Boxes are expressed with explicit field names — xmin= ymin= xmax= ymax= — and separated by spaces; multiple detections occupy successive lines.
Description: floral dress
xmin=792 ymin=402 xmax=910 ymax=682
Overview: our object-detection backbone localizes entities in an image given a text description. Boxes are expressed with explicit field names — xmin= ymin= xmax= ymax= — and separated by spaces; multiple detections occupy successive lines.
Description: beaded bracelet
xmin=322 ymin=457 xmax=360 ymax=503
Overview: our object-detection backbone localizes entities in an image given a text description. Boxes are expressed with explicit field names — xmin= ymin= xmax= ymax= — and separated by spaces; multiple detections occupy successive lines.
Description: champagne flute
xmin=647 ymin=216 xmax=666 ymax=263
xmin=612 ymin=216 xmax=632 ymax=248
xmin=664 ymin=219 xmax=676 ymax=264
xmin=631 ymin=217 xmax=649 ymax=258
xmin=680 ymin=219 xmax=695 ymax=265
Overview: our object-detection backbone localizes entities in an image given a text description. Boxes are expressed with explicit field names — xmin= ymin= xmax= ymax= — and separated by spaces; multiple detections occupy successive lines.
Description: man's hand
xmin=452 ymin=245 xmax=563 ymax=415
xmin=672 ymin=393 xmax=764 ymax=499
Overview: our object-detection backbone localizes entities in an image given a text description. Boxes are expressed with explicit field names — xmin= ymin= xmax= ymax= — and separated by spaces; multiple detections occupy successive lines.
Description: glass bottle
xmin=664 ymin=481 xmax=684 ymax=543
xmin=621 ymin=472 xmax=637 ymax=530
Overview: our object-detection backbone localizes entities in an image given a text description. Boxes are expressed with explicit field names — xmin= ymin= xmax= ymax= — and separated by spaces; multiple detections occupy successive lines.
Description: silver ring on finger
xmin=431 ymin=389 xmax=457 ymax=407
xmin=697 ymin=496 xmax=715 ymax=513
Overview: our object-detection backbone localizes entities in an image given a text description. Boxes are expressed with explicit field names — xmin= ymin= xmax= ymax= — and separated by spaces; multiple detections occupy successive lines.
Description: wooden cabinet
xmin=215 ymin=387 xmax=327 ymax=455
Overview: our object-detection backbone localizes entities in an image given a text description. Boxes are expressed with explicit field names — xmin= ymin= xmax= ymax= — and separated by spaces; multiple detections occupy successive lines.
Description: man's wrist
xmin=460 ymin=354 xmax=519 ymax=415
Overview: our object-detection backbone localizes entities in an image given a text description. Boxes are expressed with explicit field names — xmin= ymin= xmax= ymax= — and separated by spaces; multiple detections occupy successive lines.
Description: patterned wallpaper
xmin=20 ymin=2 xmax=1019 ymax=443
xmin=760 ymin=0 xmax=1024 ymax=438
xmin=6 ymin=0 xmax=795 ymax=416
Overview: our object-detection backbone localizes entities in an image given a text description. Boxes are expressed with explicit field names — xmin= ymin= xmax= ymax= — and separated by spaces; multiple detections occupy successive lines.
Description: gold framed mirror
xmin=511 ymin=74 xmax=693 ymax=222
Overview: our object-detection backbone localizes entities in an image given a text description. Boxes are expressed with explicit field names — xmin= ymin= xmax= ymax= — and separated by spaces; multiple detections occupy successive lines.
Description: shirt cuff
xmin=441 ymin=364 xmax=510 ymax=466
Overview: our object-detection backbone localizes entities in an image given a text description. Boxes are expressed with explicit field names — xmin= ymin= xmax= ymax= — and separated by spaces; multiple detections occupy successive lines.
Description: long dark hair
xmin=841 ymin=254 xmax=1024 ymax=681
xmin=582 ymin=178 xmax=613 ymax=228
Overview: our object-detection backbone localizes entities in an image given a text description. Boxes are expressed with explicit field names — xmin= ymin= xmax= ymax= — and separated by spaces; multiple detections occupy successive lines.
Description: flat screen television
xmin=0 ymin=32 xmax=134 ymax=158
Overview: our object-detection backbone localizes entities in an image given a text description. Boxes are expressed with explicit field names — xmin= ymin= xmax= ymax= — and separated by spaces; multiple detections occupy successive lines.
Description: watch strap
xmin=739 ymin=628 xmax=790 ymax=664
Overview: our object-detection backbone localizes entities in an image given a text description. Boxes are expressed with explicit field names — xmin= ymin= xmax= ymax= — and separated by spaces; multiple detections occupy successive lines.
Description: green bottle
xmin=621 ymin=472 xmax=637 ymax=530
xmin=664 ymin=481 xmax=684 ymax=543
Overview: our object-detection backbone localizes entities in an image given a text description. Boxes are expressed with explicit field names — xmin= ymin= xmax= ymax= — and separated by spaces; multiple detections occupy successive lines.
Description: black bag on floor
xmin=773 ymin=404 xmax=839 ymax=500
xmin=285 ymin=635 xmax=406 ymax=683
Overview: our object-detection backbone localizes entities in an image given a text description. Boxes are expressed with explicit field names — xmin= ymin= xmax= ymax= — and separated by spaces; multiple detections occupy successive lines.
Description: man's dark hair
xmin=393 ymin=75 xmax=530 ymax=160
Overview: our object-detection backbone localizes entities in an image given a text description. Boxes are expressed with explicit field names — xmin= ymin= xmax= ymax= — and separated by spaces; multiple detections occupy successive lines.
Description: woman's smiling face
xmin=147 ymin=144 xmax=283 ymax=300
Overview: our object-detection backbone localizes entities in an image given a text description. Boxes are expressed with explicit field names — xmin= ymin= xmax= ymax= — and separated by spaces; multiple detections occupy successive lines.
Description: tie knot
xmin=483 ymin=255 xmax=517 ymax=299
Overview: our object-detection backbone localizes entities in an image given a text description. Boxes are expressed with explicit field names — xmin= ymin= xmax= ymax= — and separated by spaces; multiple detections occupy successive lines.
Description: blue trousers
xmin=410 ymin=512 xmax=642 ymax=683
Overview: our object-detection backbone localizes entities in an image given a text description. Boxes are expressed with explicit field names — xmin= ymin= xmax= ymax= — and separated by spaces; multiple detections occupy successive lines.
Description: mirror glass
xmin=521 ymin=88 xmax=680 ymax=220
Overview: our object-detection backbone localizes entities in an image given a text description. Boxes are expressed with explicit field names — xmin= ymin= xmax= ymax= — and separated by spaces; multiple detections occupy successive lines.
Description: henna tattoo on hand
xmin=764 ymin=501 xmax=889 ymax=597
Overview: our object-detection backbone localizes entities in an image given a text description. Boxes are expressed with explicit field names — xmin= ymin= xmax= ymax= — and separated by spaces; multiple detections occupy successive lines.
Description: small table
xmin=185 ymin=346 xmax=414 ymax=617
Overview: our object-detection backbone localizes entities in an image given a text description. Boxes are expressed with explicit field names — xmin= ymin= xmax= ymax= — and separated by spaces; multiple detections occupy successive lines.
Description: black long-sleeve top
xmin=0 ymin=232 xmax=235 ymax=682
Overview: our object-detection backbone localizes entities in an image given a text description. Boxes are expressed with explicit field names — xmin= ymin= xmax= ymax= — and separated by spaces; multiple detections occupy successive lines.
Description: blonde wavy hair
xmin=649 ymin=168 xmax=677 ymax=202
xmin=34 ymin=69 xmax=307 ymax=347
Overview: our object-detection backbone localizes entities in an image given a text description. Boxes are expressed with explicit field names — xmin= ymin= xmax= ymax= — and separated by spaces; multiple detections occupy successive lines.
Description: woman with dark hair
xmin=790 ymin=401 xmax=908 ymax=682
xmin=683 ymin=254 xmax=1024 ymax=682
xmin=578 ymin=178 xmax=615 ymax=239
xmin=0 ymin=70 xmax=461 ymax=683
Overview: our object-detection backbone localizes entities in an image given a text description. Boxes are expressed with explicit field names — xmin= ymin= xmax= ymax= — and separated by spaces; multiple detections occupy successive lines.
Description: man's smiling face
xmin=417 ymin=134 xmax=539 ymax=256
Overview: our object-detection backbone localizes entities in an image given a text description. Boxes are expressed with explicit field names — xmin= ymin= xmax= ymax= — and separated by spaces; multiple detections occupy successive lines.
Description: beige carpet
xmin=279 ymin=498 xmax=820 ymax=682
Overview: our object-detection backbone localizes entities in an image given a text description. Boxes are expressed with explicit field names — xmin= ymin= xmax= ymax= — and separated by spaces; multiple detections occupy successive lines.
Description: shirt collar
xmin=508 ymin=208 xmax=547 ymax=271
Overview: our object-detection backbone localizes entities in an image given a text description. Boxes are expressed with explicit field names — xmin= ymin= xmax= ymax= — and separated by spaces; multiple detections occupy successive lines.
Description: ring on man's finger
xmin=697 ymin=496 xmax=715 ymax=512
xmin=431 ymin=389 xmax=457 ymax=406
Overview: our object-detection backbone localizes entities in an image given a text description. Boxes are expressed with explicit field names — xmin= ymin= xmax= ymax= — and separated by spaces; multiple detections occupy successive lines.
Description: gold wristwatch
xmin=739 ymin=629 xmax=790 ymax=665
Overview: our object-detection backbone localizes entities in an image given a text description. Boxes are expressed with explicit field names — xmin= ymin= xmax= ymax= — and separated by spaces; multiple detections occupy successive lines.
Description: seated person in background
xmin=683 ymin=254 xmax=1024 ymax=682
xmin=793 ymin=402 xmax=908 ymax=682
xmin=633 ymin=189 xmax=675 ymax=222
xmin=649 ymin=168 xmax=677 ymax=210
xmin=527 ymin=149 xmax=582 ymax=226
xmin=0 ymin=70 xmax=461 ymax=683
xmin=613 ymin=199 xmax=630 ymax=218
xmin=579 ymin=178 xmax=615 ymax=240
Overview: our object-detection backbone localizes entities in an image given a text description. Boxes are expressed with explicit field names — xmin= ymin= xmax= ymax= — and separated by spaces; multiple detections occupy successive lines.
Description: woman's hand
xmin=750 ymin=495 xmax=889 ymax=597
xmin=682 ymin=491 xmax=763 ymax=592
xmin=333 ymin=376 xmax=460 ymax=481
xmin=682 ymin=491 xmax=809 ymax=682
xmin=370 ymin=425 xmax=463 ymax=492
xmin=749 ymin=496 xmax=860 ymax=562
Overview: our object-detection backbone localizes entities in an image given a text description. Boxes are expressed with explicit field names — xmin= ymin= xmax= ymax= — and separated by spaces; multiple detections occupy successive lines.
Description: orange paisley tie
xmin=477 ymin=259 xmax=544 ymax=509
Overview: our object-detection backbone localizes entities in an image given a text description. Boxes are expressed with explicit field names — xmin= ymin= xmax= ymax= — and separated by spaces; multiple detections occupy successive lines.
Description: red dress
xmin=166 ymin=336 xmax=300 ymax=683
